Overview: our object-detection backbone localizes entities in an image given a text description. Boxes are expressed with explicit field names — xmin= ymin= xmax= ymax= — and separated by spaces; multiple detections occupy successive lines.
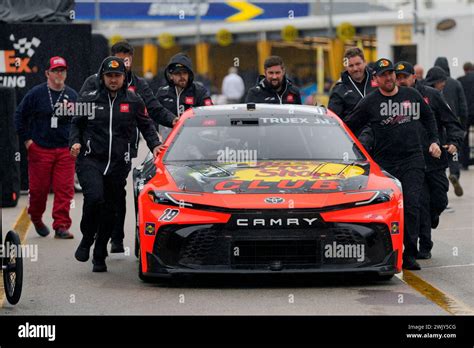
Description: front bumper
xmin=143 ymin=222 xmax=398 ymax=278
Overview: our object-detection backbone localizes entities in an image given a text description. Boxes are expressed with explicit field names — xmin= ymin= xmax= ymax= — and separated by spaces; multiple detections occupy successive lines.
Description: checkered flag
xmin=9 ymin=34 xmax=41 ymax=57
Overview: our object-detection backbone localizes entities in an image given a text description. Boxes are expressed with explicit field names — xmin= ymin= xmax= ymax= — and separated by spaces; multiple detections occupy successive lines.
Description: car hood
xmin=163 ymin=160 xmax=370 ymax=194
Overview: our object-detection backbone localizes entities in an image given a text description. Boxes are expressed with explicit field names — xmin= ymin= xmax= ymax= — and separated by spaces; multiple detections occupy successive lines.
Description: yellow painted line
xmin=399 ymin=270 xmax=474 ymax=315
xmin=1 ymin=206 xmax=31 ymax=307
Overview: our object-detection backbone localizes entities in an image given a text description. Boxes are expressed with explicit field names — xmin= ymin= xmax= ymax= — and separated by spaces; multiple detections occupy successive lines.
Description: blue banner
xmin=74 ymin=2 xmax=309 ymax=21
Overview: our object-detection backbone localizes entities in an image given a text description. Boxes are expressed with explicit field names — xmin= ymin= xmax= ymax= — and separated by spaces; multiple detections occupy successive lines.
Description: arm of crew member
xmin=135 ymin=100 xmax=163 ymax=157
xmin=344 ymin=98 xmax=370 ymax=136
xmin=436 ymin=92 xmax=464 ymax=154
xmin=14 ymin=91 xmax=34 ymax=149
xmin=139 ymin=79 xmax=177 ymax=128
xmin=419 ymin=96 xmax=441 ymax=158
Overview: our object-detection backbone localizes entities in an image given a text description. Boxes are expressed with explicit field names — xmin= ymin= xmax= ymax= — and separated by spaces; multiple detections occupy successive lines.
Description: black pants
xmin=448 ymin=153 xmax=460 ymax=179
xmin=419 ymin=169 xmax=449 ymax=253
xmin=77 ymin=163 xmax=128 ymax=260
xmin=460 ymin=127 xmax=470 ymax=168
xmin=111 ymin=185 xmax=127 ymax=243
xmin=386 ymin=164 xmax=425 ymax=260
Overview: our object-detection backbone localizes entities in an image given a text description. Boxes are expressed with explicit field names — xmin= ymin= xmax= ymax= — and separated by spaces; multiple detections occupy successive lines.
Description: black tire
xmin=3 ymin=230 xmax=23 ymax=305
xmin=138 ymin=248 xmax=154 ymax=283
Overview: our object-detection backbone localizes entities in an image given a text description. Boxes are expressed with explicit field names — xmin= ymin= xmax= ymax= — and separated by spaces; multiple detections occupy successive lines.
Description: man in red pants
xmin=15 ymin=56 xmax=78 ymax=238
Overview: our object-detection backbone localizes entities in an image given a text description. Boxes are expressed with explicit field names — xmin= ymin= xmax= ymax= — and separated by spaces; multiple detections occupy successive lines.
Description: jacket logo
xmin=120 ymin=103 xmax=130 ymax=112
xmin=286 ymin=94 xmax=294 ymax=102
xmin=127 ymin=86 xmax=136 ymax=92
xmin=423 ymin=97 xmax=429 ymax=104
xmin=204 ymin=98 xmax=212 ymax=106
xmin=185 ymin=96 xmax=194 ymax=105
xmin=370 ymin=79 xmax=378 ymax=87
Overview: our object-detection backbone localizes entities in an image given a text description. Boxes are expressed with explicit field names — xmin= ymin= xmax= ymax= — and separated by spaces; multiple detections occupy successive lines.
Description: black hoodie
xmin=245 ymin=74 xmax=302 ymax=104
xmin=328 ymin=68 xmax=377 ymax=121
xmin=434 ymin=57 xmax=468 ymax=129
xmin=70 ymin=57 xmax=161 ymax=176
xmin=155 ymin=53 xmax=213 ymax=118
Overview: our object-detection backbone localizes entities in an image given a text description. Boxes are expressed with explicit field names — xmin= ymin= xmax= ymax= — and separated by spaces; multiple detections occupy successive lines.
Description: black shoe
xmin=431 ymin=215 xmax=440 ymax=229
xmin=449 ymin=174 xmax=463 ymax=197
xmin=34 ymin=222 xmax=50 ymax=237
xmin=110 ymin=240 xmax=125 ymax=253
xmin=403 ymin=258 xmax=421 ymax=270
xmin=417 ymin=251 xmax=432 ymax=259
xmin=92 ymin=258 xmax=107 ymax=272
xmin=75 ymin=241 xmax=91 ymax=262
xmin=55 ymin=229 xmax=74 ymax=239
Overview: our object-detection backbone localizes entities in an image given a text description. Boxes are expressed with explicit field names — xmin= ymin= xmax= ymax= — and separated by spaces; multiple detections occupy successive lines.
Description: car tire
xmin=3 ymin=231 xmax=23 ymax=304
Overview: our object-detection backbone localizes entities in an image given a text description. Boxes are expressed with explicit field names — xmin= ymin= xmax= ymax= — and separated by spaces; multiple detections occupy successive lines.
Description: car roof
xmin=191 ymin=103 xmax=332 ymax=119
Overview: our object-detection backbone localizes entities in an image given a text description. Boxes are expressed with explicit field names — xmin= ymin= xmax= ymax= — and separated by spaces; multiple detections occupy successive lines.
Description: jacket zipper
xmin=277 ymin=84 xmax=288 ymax=104
xmin=84 ymin=139 xmax=91 ymax=156
xmin=175 ymin=86 xmax=182 ymax=116
xmin=103 ymin=94 xmax=116 ymax=175
xmin=135 ymin=128 xmax=139 ymax=150
xmin=126 ymin=142 xmax=130 ymax=164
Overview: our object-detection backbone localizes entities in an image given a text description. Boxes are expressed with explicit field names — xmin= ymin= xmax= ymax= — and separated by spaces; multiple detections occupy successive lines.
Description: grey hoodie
xmin=434 ymin=57 xmax=468 ymax=128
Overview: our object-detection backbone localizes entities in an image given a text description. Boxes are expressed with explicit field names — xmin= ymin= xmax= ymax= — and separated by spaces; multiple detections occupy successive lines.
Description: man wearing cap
xmin=328 ymin=47 xmax=377 ymax=121
xmin=80 ymin=41 xmax=178 ymax=254
xmin=395 ymin=61 xmax=464 ymax=259
xmin=15 ymin=56 xmax=78 ymax=239
xmin=70 ymin=57 xmax=163 ymax=272
xmin=156 ymin=53 xmax=213 ymax=140
xmin=345 ymin=58 xmax=441 ymax=270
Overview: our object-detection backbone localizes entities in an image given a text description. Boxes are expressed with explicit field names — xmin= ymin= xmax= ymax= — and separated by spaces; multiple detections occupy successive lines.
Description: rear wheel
xmin=3 ymin=231 xmax=23 ymax=304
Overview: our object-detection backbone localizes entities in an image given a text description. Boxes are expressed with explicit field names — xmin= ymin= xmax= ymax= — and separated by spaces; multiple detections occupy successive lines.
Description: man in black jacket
xmin=395 ymin=61 xmax=464 ymax=259
xmin=80 ymin=42 xmax=177 ymax=254
xmin=458 ymin=61 xmax=474 ymax=169
xmin=156 ymin=53 xmax=213 ymax=140
xmin=434 ymin=57 xmax=468 ymax=197
xmin=245 ymin=55 xmax=302 ymax=105
xmin=328 ymin=47 xmax=377 ymax=121
xmin=345 ymin=58 xmax=441 ymax=270
xmin=70 ymin=57 xmax=163 ymax=272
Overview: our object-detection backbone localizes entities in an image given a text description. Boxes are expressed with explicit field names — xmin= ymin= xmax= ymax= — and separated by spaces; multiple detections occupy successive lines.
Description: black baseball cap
xmin=373 ymin=58 xmax=395 ymax=76
xmin=168 ymin=63 xmax=189 ymax=74
xmin=394 ymin=61 xmax=415 ymax=75
xmin=102 ymin=56 xmax=126 ymax=75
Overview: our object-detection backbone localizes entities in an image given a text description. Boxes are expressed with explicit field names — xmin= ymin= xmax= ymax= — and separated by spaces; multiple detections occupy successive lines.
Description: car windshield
xmin=163 ymin=114 xmax=366 ymax=163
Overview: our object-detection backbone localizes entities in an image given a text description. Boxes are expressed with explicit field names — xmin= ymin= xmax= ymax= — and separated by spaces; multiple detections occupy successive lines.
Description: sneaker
xmin=449 ymin=174 xmax=464 ymax=197
xmin=416 ymin=251 xmax=432 ymax=259
xmin=403 ymin=257 xmax=421 ymax=270
xmin=54 ymin=229 xmax=74 ymax=239
xmin=92 ymin=258 xmax=107 ymax=272
xmin=34 ymin=222 xmax=50 ymax=237
xmin=75 ymin=240 xmax=92 ymax=262
xmin=110 ymin=240 xmax=125 ymax=253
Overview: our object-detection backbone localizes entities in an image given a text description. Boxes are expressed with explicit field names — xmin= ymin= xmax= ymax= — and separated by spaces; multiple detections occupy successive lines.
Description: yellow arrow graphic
xmin=226 ymin=1 xmax=264 ymax=22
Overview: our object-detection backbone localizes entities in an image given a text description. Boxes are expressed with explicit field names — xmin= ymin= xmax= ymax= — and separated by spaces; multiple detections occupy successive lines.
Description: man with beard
xmin=70 ymin=57 xmax=163 ymax=272
xmin=395 ymin=61 xmax=464 ymax=259
xmin=245 ymin=56 xmax=302 ymax=104
xmin=79 ymin=42 xmax=177 ymax=254
xmin=156 ymin=53 xmax=213 ymax=141
xmin=328 ymin=47 xmax=377 ymax=121
xmin=345 ymin=58 xmax=441 ymax=270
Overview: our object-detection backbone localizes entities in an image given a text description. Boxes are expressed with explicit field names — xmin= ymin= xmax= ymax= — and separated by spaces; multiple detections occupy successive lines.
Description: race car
xmin=133 ymin=103 xmax=404 ymax=282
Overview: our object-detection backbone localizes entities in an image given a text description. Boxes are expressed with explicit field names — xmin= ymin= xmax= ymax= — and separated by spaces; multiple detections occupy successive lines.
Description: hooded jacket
xmin=70 ymin=58 xmax=161 ymax=176
xmin=414 ymin=80 xmax=464 ymax=171
xmin=79 ymin=62 xmax=175 ymax=157
xmin=457 ymin=71 xmax=474 ymax=124
xmin=245 ymin=75 xmax=302 ymax=104
xmin=434 ymin=57 xmax=468 ymax=129
xmin=328 ymin=68 xmax=377 ymax=121
xmin=155 ymin=53 xmax=213 ymax=118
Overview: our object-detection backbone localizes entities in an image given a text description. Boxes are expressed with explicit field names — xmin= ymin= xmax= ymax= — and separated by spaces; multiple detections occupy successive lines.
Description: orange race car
xmin=133 ymin=104 xmax=403 ymax=282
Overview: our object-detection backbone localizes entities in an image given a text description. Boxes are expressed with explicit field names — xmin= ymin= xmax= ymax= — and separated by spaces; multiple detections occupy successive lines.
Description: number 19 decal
xmin=159 ymin=208 xmax=180 ymax=222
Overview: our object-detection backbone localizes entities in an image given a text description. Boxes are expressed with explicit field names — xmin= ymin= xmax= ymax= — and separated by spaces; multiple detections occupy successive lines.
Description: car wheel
xmin=138 ymin=248 xmax=154 ymax=283
xmin=3 ymin=231 xmax=23 ymax=305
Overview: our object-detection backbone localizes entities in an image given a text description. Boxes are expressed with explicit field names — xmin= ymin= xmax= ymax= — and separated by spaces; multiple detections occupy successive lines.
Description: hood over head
xmin=434 ymin=57 xmax=450 ymax=76
xmin=165 ymin=53 xmax=194 ymax=86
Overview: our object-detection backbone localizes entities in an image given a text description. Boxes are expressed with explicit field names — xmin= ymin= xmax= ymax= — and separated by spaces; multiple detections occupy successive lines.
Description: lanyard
xmin=47 ymin=85 xmax=65 ymax=116
xmin=348 ymin=74 xmax=368 ymax=99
